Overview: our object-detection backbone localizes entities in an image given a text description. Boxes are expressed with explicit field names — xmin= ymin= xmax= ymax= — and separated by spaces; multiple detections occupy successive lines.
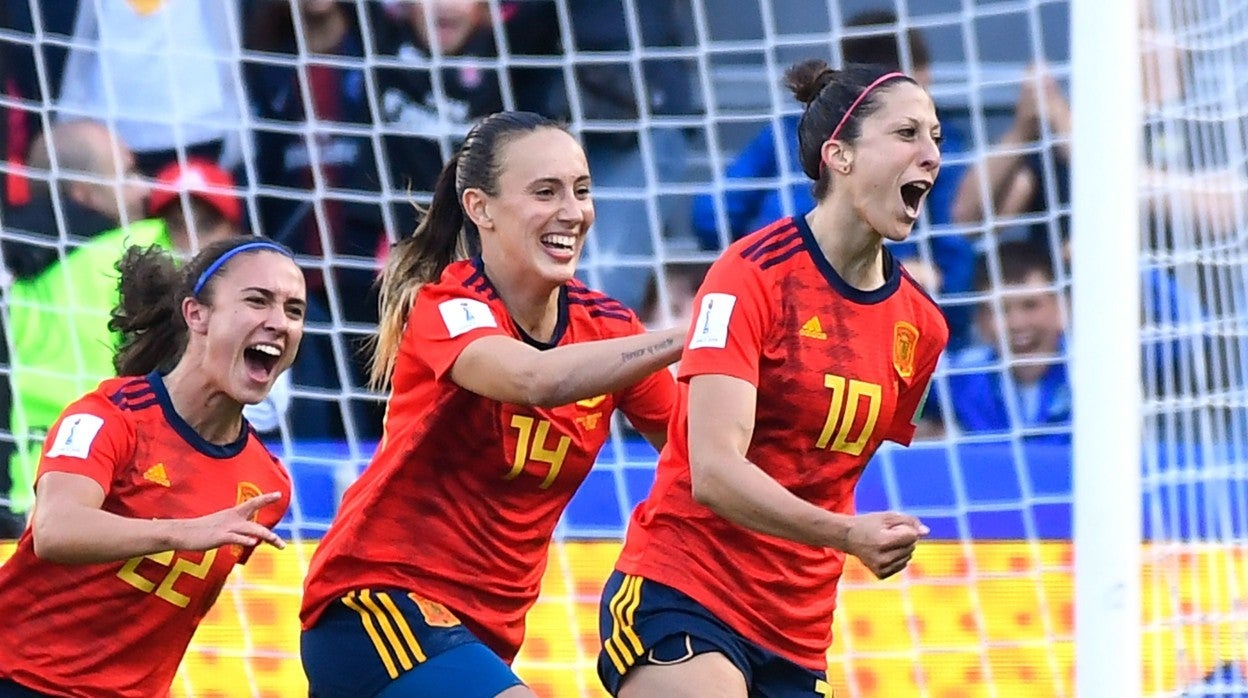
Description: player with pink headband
xmin=595 ymin=60 xmax=949 ymax=697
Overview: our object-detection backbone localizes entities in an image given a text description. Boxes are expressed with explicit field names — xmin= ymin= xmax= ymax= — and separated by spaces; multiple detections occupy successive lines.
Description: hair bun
xmin=784 ymin=58 xmax=837 ymax=105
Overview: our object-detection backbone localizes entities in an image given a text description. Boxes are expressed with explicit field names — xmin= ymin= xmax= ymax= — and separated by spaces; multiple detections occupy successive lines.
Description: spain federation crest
xmin=893 ymin=321 xmax=919 ymax=379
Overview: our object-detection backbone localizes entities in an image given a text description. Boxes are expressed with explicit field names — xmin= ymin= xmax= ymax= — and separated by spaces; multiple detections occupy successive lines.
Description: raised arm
xmin=686 ymin=373 xmax=925 ymax=579
xmin=450 ymin=326 xmax=684 ymax=408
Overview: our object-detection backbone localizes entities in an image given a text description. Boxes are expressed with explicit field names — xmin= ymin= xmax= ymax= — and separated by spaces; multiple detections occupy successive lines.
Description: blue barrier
xmin=271 ymin=437 xmax=1248 ymax=542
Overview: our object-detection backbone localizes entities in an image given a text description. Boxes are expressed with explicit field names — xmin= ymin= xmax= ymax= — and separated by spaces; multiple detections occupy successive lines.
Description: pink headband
xmin=818 ymin=71 xmax=907 ymax=174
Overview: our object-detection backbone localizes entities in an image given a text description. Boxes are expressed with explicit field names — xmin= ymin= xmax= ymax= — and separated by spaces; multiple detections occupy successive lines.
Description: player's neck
xmin=163 ymin=363 xmax=246 ymax=446
xmin=805 ymin=205 xmax=886 ymax=292
xmin=479 ymin=254 xmax=562 ymax=343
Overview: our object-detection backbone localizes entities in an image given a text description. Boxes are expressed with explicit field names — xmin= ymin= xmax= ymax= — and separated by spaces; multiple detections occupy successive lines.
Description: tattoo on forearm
xmin=620 ymin=337 xmax=677 ymax=363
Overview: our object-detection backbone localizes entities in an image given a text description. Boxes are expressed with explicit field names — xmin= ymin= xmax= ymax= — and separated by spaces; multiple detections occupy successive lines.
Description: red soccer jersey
xmin=616 ymin=216 xmax=948 ymax=670
xmin=0 ymin=373 xmax=291 ymax=698
xmin=301 ymin=258 xmax=675 ymax=662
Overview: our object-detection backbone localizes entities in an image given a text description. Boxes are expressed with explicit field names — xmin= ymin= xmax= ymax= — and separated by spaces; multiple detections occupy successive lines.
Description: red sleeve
xmin=884 ymin=333 xmax=943 ymax=446
xmin=35 ymin=394 xmax=135 ymax=495
xmin=676 ymin=255 xmax=774 ymax=386
xmin=614 ymin=317 xmax=677 ymax=434
xmin=404 ymin=283 xmax=511 ymax=381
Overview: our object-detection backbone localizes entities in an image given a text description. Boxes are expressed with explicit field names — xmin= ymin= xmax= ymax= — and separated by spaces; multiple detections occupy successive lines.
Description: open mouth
xmin=540 ymin=233 xmax=577 ymax=254
xmin=243 ymin=342 xmax=282 ymax=382
xmin=900 ymin=181 xmax=931 ymax=219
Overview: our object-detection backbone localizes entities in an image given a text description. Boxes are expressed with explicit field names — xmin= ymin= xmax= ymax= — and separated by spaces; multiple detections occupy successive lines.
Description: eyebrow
xmin=242 ymin=286 xmax=307 ymax=308
xmin=528 ymin=175 xmax=592 ymax=188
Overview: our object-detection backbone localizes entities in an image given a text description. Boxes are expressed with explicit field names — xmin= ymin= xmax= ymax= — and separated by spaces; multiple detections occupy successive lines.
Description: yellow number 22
xmin=116 ymin=549 xmax=217 ymax=608
xmin=816 ymin=374 xmax=882 ymax=456
xmin=505 ymin=415 xmax=571 ymax=489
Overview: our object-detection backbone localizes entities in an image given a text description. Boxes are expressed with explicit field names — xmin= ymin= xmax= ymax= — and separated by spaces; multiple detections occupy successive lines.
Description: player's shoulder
xmin=49 ymin=375 xmax=149 ymax=446
xmin=421 ymin=258 xmax=501 ymax=305
xmin=722 ymin=217 xmax=804 ymax=274
xmin=564 ymin=278 xmax=640 ymax=337
xmin=243 ymin=431 xmax=289 ymax=477
xmin=91 ymin=374 xmax=157 ymax=416
xmin=897 ymin=265 xmax=950 ymax=341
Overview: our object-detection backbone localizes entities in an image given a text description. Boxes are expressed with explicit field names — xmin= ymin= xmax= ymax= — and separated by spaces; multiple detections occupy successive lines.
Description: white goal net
xmin=0 ymin=0 xmax=1243 ymax=696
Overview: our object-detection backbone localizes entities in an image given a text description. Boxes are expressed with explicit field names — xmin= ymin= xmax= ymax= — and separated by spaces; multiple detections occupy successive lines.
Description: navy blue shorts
xmin=598 ymin=571 xmax=833 ymax=698
xmin=301 ymin=588 xmax=524 ymax=698
xmin=0 ymin=679 xmax=54 ymax=698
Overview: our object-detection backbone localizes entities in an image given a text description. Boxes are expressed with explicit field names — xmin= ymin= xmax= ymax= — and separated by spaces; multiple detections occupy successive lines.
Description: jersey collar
xmin=147 ymin=371 xmax=251 ymax=459
xmin=794 ymin=213 xmax=901 ymax=305
xmin=471 ymin=257 xmax=570 ymax=350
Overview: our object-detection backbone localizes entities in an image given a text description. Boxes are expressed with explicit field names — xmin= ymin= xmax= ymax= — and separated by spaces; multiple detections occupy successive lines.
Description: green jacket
xmin=7 ymin=219 xmax=171 ymax=512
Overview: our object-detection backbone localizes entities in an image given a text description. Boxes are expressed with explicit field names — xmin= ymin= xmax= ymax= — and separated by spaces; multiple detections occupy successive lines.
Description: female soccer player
xmin=300 ymin=111 xmax=682 ymax=698
xmin=597 ymin=61 xmax=950 ymax=697
xmin=0 ymin=237 xmax=305 ymax=697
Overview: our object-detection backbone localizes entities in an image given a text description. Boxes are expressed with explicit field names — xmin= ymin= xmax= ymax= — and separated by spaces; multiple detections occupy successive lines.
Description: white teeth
xmin=907 ymin=181 xmax=931 ymax=191
xmin=540 ymin=233 xmax=576 ymax=248
xmin=249 ymin=343 xmax=281 ymax=356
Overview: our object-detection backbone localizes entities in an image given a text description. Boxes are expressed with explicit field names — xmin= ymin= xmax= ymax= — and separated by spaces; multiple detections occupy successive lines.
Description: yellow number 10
xmin=505 ymin=415 xmax=571 ymax=489
xmin=816 ymin=374 xmax=882 ymax=456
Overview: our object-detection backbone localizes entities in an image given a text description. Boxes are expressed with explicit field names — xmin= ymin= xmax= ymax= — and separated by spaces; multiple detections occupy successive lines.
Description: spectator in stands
xmin=243 ymin=0 xmax=388 ymax=440
xmin=3 ymin=160 xmax=288 ymax=533
xmin=945 ymin=241 xmax=1069 ymax=440
xmin=1 ymin=120 xmax=148 ymax=281
xmin=638 ymin=262 xmax=710 ymax=331
xmin=372 ymin=0 xmax=553 ymax=235
xmin=951 ymin=62 xmax=1071 ymax=247
xmin=526 ymin=0 xmax=695 ymax=312
xmin=1 ymin=0 xmax=82 ymax=207
xmin=55 ymin=1 xmax=244 ymax=176
xmin=691 ymin=9 xmax=975 ymax=346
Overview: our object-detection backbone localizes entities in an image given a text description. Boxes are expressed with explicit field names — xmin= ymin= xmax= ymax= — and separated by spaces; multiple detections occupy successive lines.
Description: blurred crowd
xmin=3 ymin=0 xmax=1237 ymax=533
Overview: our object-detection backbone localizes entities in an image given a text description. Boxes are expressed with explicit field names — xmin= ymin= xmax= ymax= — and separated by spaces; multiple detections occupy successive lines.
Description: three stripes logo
xmin=342 ymin=590 xmax=427 ymax=679
xmin=602 ymin=575 xmax=645 ymax=674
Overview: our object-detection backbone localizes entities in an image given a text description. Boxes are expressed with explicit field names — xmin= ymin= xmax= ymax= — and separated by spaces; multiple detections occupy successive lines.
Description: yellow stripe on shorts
xmin=604 ymin=574 xmax=646 ymax=674
xmin=342 ymin=591 xmax=400 ymax=679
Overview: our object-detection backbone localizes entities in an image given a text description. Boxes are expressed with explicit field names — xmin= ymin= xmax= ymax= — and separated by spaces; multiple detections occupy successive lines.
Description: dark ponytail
xmin=785 ymin=59 xmax=913 ymax=199
xmin=110 ymin=237 xmax=295 ymax=376
xmin=110 ymin=246 xmax=185 ymax=376
xmin=369 ymin=110 xmax=564 ymax=391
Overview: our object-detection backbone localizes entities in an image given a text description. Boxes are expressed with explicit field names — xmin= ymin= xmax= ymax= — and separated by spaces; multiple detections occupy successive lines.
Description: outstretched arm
xmin=32 ymin=472 xmax=284 ymax=565
xmin=450 ymin=327 xmax=685 ymax=408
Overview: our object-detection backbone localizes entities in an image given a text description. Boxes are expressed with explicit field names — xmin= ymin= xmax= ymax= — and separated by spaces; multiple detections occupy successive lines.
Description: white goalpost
xmin=1071 ymin=3 xmax=1141 ymax=698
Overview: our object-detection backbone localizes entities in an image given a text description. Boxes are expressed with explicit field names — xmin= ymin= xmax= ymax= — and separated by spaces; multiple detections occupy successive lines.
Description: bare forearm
xmin=530 ymin=329 xmax=682 ymax=407
xmin=692 ymin=453 xmax=852 ymax=550
xmin=34 ymin=505 xmax=183 ymax=565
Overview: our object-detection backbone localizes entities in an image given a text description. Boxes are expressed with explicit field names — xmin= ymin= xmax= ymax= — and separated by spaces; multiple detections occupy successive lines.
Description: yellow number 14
xmin=505 ymin=415 xmax=571 ymax=489
xmin=816 ymin=374 xmax=882 ymax=456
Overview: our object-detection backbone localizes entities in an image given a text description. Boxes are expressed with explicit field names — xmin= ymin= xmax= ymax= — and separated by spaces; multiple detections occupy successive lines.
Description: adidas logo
xmin=800 ymin=316 xmax=827 ymax=340
xmin=143 ymin=463 xmax=171 ymax=487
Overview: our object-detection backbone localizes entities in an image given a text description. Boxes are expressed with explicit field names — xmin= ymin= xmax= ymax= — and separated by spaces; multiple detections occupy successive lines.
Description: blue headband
xmin=192 ymin=241 xmax=293 ymax=297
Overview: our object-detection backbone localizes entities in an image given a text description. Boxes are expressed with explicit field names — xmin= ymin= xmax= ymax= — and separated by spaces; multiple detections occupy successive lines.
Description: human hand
xmin=845 ymin=511 xmax=929 ymax=580
xmin=1012 ymin=66 xmax=1043 ymax=139
xmin=174 ymin=492 xmax=286 ymax=551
